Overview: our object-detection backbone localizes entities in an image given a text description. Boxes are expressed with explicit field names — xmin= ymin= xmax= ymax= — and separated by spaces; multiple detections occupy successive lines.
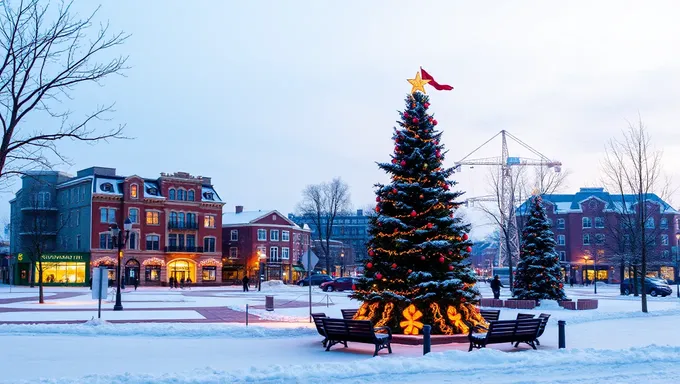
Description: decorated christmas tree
xmin=512 ymin=195 xmax=566 ymax=301
xmin=350 ymin=70 xmax=485 ymax=335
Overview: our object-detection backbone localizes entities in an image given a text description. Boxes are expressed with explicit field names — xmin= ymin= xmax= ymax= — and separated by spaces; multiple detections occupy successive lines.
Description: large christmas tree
xmin=351 ymin=72 xmax=484 ymax=335
xmin=513 ymin=195 xmax=566 ymax=301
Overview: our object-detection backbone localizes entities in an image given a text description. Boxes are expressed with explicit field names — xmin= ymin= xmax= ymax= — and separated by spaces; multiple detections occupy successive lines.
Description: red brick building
xmin=89 ymin=169 xmax=225 ymax=286
xmin=222 ymin=206 xmax=311 ymax=284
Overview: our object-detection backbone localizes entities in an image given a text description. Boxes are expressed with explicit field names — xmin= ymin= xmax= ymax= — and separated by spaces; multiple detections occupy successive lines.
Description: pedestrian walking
xmin=180 ymin=277 xmax=185 ymax=289
xmin=186 ymin=277 xmax=192 ymax=289
xmin=490 ymin=275 xmax=504 ymax=300
xmin=169 ymin=276 xmax=175 ymax=289
xmin=133 ymin=277 xmax=138 ymax=291
xmin=242 ymin=276 xmax=250 ymax=292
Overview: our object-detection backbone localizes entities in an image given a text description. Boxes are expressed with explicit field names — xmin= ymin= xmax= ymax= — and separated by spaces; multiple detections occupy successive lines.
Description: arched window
xmin=178 ymin=189 xmax=186 ymax=201
xmin=128 ymin=232 xmax=138 ymax=250
xmin=130 ymin=184 xmax=138 ymax=199
xmin=178 ymin=212 xmax=185 ymax=228
xmin=188 ymin=190 xmax=195 ymax=201
xmin=169 ymin=189 xmax=176 ymax=200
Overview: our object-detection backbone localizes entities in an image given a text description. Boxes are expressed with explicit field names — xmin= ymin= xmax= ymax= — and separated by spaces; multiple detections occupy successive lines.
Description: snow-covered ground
xmin=1 ymin=283 xmax=679 ymax=383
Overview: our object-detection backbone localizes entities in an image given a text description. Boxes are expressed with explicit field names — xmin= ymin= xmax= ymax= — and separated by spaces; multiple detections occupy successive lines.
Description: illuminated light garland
xmin=354 ymin=303 xmax=370 ymax=320
xmin=400 ymin=304 xmax=424 ymax=335
xmin=91 ymin=256 xmax=117 ymax=267
xmin=375 ymin=302 xmax=394 ymax=329
xmin=199 ymin=258 xmax=223 ymax=268
xmin=142 ymin=257 xmax=165 ymax=266
xmin=446 ymin=306 xmax=469 ymax=334
xmin=430 ymin=302 xmax=454 ymax=335
xmin=367 ymin=302 xmax=381 ymax=320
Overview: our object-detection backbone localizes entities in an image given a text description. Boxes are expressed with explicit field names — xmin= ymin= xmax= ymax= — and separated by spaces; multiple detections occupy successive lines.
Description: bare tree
xmin=601 ymin=118 xmax=671 ymax=313
xmin=0 ymin=1 xmax=128 ymax=187
xmin=296 ymin=178 xmax=351 ymax=273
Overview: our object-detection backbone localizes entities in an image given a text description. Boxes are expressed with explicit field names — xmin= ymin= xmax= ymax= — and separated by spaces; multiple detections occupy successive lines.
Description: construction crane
xmin=454 ymin=130 xmax=562 ymax=271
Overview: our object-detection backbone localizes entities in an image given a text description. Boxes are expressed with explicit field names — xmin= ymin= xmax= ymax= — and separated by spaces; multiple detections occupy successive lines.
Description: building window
xmin=204 ymin=215 xmax=215 ymax=228
xmin=663 ymin=250 xmax=670 ymax=259
xmin=100 ymin=208 xmax=116 ymax=223
xmin=101 ymin=183 xmax=114 ymax=192
xmin=595 ymin=233 xmax=605 ymax=245
xmin=661 ymin=218 xmax=668 ymax=229
xmin=204 ymin=237 xmax=216 ymax=253
xmin=662 ymin=234 xmax=669 ymax=246
xmin=270 ymin=230 xmax=279 ymax=241
xmin=270 ymin=246 xmax=279 ymax=262
xmin=202 ymin=266 xmax=216 ymax=282
xmin=282 ymin=231 xmax=290 ymax=241
xmin=129 ymin=208 xmax=139 ymax=224
xmin=74 ymin=210 xmax=79 ymax=226
xmin=99 ymin=233 xmax=114 ymax=249
xmin=230 ymin=230 xmax=238 ymax=241
xmin=129 ymin=232 xmax=138 ymax=250
xmin=282 ymin=247 xmax=290 ymax=260
xmin=257 ymin=229 xmax=267 ymax=241
xmin=169 ymin=189 xmax=176 ymax=200
xmin=557 ymin=218 xmax=565 ymax=229
xmin=595 ymin=217 xmax=604 ymax=228
xmin=559 ymin=251 xmax=566 ymax=261
xmin=188 ymin=190 xmax=195 ymax=201
xmin=646 ymin=218 xmax=655 ymax=229
xmin=76 ymin=235 xmax=81 ymax=250
xmin=177 ymin=189 xmax=186 ymax=201
xmin=146 ymin=211 xmax=160 ymax=225
xmin=130 ymin=184 xmax=138 ymax=199
xmin=229 ymin=247 xmax=238 ymax=259
xmin=557 ymin=235 xmax=565 ymax=246
xmin=145 ymin=266 xmax=161 ymax=282
xmin=582 ymin=217 xmax=592 ymax=229
xmin=146 ymin=235 xmax=160 ymax=251
xmin=583 ymin=234 xmax=590 ymax=245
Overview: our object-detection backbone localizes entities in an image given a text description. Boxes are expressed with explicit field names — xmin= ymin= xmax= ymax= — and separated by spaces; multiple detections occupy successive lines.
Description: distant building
xmin=9 ymin=167 xmax=224 ymax=286
xmin=469 ymin=239 xmax=498 ymax=278
xmin=222 ymin=206 xmax=311 ymax=284
xmin=288 ymin=209 xmax=370 ymax=274
xmin=517 ymin=187 xmax=680 ymax=284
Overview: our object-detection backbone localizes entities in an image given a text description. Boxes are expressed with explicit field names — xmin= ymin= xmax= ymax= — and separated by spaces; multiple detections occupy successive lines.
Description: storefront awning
xmin=293 ymin=266 xmax=305 ymax=272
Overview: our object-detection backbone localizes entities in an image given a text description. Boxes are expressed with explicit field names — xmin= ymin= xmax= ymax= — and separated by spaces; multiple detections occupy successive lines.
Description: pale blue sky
xmin=5 ymin=0 xmax=680 ymax=235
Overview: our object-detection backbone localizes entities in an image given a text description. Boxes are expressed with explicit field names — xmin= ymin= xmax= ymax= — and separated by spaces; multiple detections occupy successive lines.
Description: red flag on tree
xmin=420 ymin=67 xmax=453 ymax=91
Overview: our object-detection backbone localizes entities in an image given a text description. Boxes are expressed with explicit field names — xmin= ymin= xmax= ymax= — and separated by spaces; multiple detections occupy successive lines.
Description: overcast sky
xmin=5 ymin=0 xmax=680 ymax=238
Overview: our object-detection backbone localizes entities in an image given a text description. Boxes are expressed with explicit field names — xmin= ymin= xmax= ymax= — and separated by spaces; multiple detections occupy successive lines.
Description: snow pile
xmin=16 ymin=345 xmax=680 ymax=383
xmin=0 ymin=322 xmax=316 ymax=338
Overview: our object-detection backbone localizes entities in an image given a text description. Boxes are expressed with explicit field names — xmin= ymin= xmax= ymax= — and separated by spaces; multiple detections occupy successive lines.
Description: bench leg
xmin=513 ymin=341 xmax=520 ymax=348
xmin=387 ymin=342 xmax=392 ymax=354
xmin=373 ymin=344 xmax=379 ymax=357
xmin=535 ymin=339 xmax=540 ymax=346
xmin=529 ymin=341 xmax=537 ymax=350
xmin=468 ymin=341 xmax=474 ymax=352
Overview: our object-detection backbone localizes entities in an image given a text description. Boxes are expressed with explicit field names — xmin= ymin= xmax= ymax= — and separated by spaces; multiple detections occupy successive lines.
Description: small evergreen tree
xmin=513 ymin=195 xmax=566 ymax=301
xmin=350 ymin=91 xmax=485 ymax=335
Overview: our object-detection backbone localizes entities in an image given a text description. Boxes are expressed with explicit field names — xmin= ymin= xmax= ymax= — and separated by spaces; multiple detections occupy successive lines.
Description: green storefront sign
xmin=40 ymin=253 xmax=90 ymax=262
xmin=15 ymin=252 xmax=91 ymax=286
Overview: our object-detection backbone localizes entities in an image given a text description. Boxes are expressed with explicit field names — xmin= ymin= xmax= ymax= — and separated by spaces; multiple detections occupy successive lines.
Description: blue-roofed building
xmin=517 ymin=187 xmax=680 ymax=284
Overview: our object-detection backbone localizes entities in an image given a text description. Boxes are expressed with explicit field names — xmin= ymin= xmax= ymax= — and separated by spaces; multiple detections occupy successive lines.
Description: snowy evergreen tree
xmin=350 ymin=90 xmax=485 ymax=335
xmin=513 ymin=195 xmax=566 ymax=301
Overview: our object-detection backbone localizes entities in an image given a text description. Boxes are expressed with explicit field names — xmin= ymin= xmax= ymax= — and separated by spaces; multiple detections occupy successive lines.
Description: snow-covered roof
xmin=222 ymin=211 xmax=272 ymax=225
xmin=144 ymin=181 xmax=164 ymax=199
xmin=56 ymin=176 xmax=93 ymax=189
xmin=201 ymin=186 xmax=222 ymax=203
xmin=94 ymin=177 xmax=122 ymax=195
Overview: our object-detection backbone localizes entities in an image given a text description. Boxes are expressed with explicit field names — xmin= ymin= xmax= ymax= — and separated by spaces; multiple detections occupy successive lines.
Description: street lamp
xmin=258 ymin=251 xmax=266 ymax=292
xmin=583 ymin=255 xmax=590 ymax=286
xmin=675 ymin=233 xmax=680 ymax=299
xmin=340 ymin=251 xmax=345 ymax=277
xmin=110 ymin=218 xmax=132 ymax=311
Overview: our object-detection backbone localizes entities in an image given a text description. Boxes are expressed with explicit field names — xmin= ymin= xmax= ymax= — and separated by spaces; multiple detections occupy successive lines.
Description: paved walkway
xmin=0 ymin=292 xmax=82 ymax=304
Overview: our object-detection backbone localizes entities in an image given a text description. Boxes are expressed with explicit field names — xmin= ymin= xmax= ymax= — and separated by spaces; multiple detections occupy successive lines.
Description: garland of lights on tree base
xmin=350 ymin=71 xmax=486 ymax=335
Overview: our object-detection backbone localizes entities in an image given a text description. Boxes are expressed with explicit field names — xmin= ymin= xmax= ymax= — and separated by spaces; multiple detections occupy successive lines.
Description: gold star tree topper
xmin=407 ymin=71 xmax=431 ymax=94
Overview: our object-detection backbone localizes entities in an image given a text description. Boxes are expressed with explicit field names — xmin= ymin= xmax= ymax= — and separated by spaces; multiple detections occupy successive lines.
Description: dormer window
xmin=130 ymin=184 xmax=138 ymax=199
xmin=101 ymin=183 xmax=114 ymax=192
xmin=203 ymin=192 xmax=214 ymax=200
xmin=146 ymin=187 xmax=158 ymax=196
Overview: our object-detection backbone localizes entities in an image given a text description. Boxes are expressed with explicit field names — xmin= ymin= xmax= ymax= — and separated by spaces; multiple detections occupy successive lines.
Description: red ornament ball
xmin=391 ymin=158 xmax=397 ymax=164
xmin=448 ymin=265 xmax=454 ymax=271
xmin=400 ymin=160 xmax=406 ymax=166
xmin=375 ymin=196 xmax=381 ymax=202
xmin=461 ymin=298 xmax=467 ymax=303
xmin=403 ymin=112 xmax=409 ymax=118
xmin=462 ymin=233 xmax=469 ymax=241
xmin=466 ymin=246 xmax=472 ymax=253
xmin=432 ymin=119 xmax=438 ymax=125
xmin=366 ymin=262 xmax=373 ymax=269
xmin=448 ymin=250 xmax=453 ymax=255
xmin=375 ymin=273 xmax=383 ymax=280
xmin=392 ymin=188 xmax=398 ymax=194
xmin=412 ymin=118 xmax=419 ymax=124
xmin=368 ymin=250 xmax=375 ymax=256
xmin=410 ymin=210 xmax=417 ymax=217
xmin=391 ymin=263 xmax=397 ymax=269
xmin=375 ymin=206 xmax=380 ymax=213
xmin=424 ymin=102 xmax=430 ymax=108
xmin=427 ymin=223 xmax=433 ymax=229
xmin=443 ymin=184 xmax=449 ymax=190
xmin=439 ymin=256 xmax=445 ymax=263
xmin=420 ymin=256 xmax=426 ymax=261
xmin=408 ymin=269 xmax=413 ymax=274
xmin=419 ymin=194 xmax=424 ymax=199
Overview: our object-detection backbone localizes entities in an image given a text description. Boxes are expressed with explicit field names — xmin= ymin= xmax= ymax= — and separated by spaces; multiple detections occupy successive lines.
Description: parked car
xmin=320 ymin=277 xmax=358 ymax=292
xmin=296 ymin=274 xmax=332 ymax=287
xmin=620 ymin=278 xmax=672 ymax=297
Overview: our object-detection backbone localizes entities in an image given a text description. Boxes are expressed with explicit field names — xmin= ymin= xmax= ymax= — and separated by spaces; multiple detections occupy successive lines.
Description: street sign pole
xmin=98 ymin=267 xmax=103 ymax=319
xmin=308 ymin=248 xmax=312 ymax=323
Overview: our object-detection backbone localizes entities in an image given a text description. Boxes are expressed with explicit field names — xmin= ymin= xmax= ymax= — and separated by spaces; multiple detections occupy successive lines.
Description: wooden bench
xmin=516 ymin=313 xmax=535 ymax=320
xmin=341 ymin=309 xmax=358 ymax=320
xmin=321 ymin=318 xmax=393 ymax=356
xmin=468 ymin=318 xmax=543 ymax=351
xmin=514 ymin=313 xmax=550 ymax=347
xmin=311 ymin=313 xmax=328 ymax=347
xmin=480 ymin=309 xmax=500 ymax=322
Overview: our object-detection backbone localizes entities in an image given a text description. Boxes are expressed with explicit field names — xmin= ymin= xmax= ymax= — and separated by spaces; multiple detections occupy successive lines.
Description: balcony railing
xmin=164 ymin=245 xmax=204 ymax=253
xmin=167 ymin=221 xmax=199 ymax=230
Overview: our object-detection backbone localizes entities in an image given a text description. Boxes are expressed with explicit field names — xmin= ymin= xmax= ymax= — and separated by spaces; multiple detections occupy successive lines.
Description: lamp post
xmin=594 ymin=251 xmax=598 ymax=294
xmin=675 ymin=233 xmax=680 ymax=298
xmin=583 ymin=255 xmax=590 ymax=286
xmin=340 ymin=251 xmax=345 ymax=277
xmin=257 ymin=251 xmax=265 ymax=291
xmin=110 ymin=218 xmax=132 ymax=311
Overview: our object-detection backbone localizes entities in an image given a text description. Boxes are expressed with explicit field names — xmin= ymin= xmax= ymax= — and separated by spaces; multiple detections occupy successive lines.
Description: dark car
xmin=620 ymin=278 xmax=672 ymax=297
xmin=296 ymin=274 xmax=332 ymax=287
xmin=320 ymin=277 xmax=358 ymax=292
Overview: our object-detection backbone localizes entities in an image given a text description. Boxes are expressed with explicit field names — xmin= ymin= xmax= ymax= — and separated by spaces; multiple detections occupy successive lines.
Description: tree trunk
xmin=619 ymin=261 xmax=625 ymax=295
xmin=504 ymin=229 xmax=514 ymax=292
xmin=632 ymin=265 xmax=639 ymax=296
xmin=29 ymin=262 xmax=35 ymax=288
xmin=38 ymin=260 xmax=44 ymax=304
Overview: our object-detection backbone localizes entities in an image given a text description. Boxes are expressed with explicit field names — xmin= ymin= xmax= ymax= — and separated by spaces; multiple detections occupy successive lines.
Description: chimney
xmin=357 ymin=209 xmax=363 ymax=216
xmin=235 ymin=205 xmax=244 ymax=214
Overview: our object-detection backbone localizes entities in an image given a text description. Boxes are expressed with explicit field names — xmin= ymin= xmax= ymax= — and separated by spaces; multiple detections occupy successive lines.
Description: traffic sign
xmin=301 ymin=250 xmax=319 ymax=271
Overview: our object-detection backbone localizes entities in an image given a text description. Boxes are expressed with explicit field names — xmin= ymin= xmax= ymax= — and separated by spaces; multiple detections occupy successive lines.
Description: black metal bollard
xmin=558 ymin=320 xmax=566 ymax=349
xmin=423 ymin=325 xmax=431 ymax=355
xmin=246 ymin=304 xmax=249 ymax=326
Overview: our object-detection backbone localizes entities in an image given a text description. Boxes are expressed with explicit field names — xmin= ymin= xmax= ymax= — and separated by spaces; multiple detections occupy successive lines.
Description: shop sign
xmin=41 ymin=253 xmax=90 ymax=262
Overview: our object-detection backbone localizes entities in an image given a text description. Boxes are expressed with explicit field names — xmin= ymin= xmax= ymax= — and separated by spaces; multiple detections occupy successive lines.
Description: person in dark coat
xmin=133 ymin=278 xmax=139 ymax=291
xmin=242 ymin=276 xmax=250 ymax=292
xmin=490 ymin=275 xmax=504 ymax=299
xmin=169 ymin=276 xmax=175 ymax=289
